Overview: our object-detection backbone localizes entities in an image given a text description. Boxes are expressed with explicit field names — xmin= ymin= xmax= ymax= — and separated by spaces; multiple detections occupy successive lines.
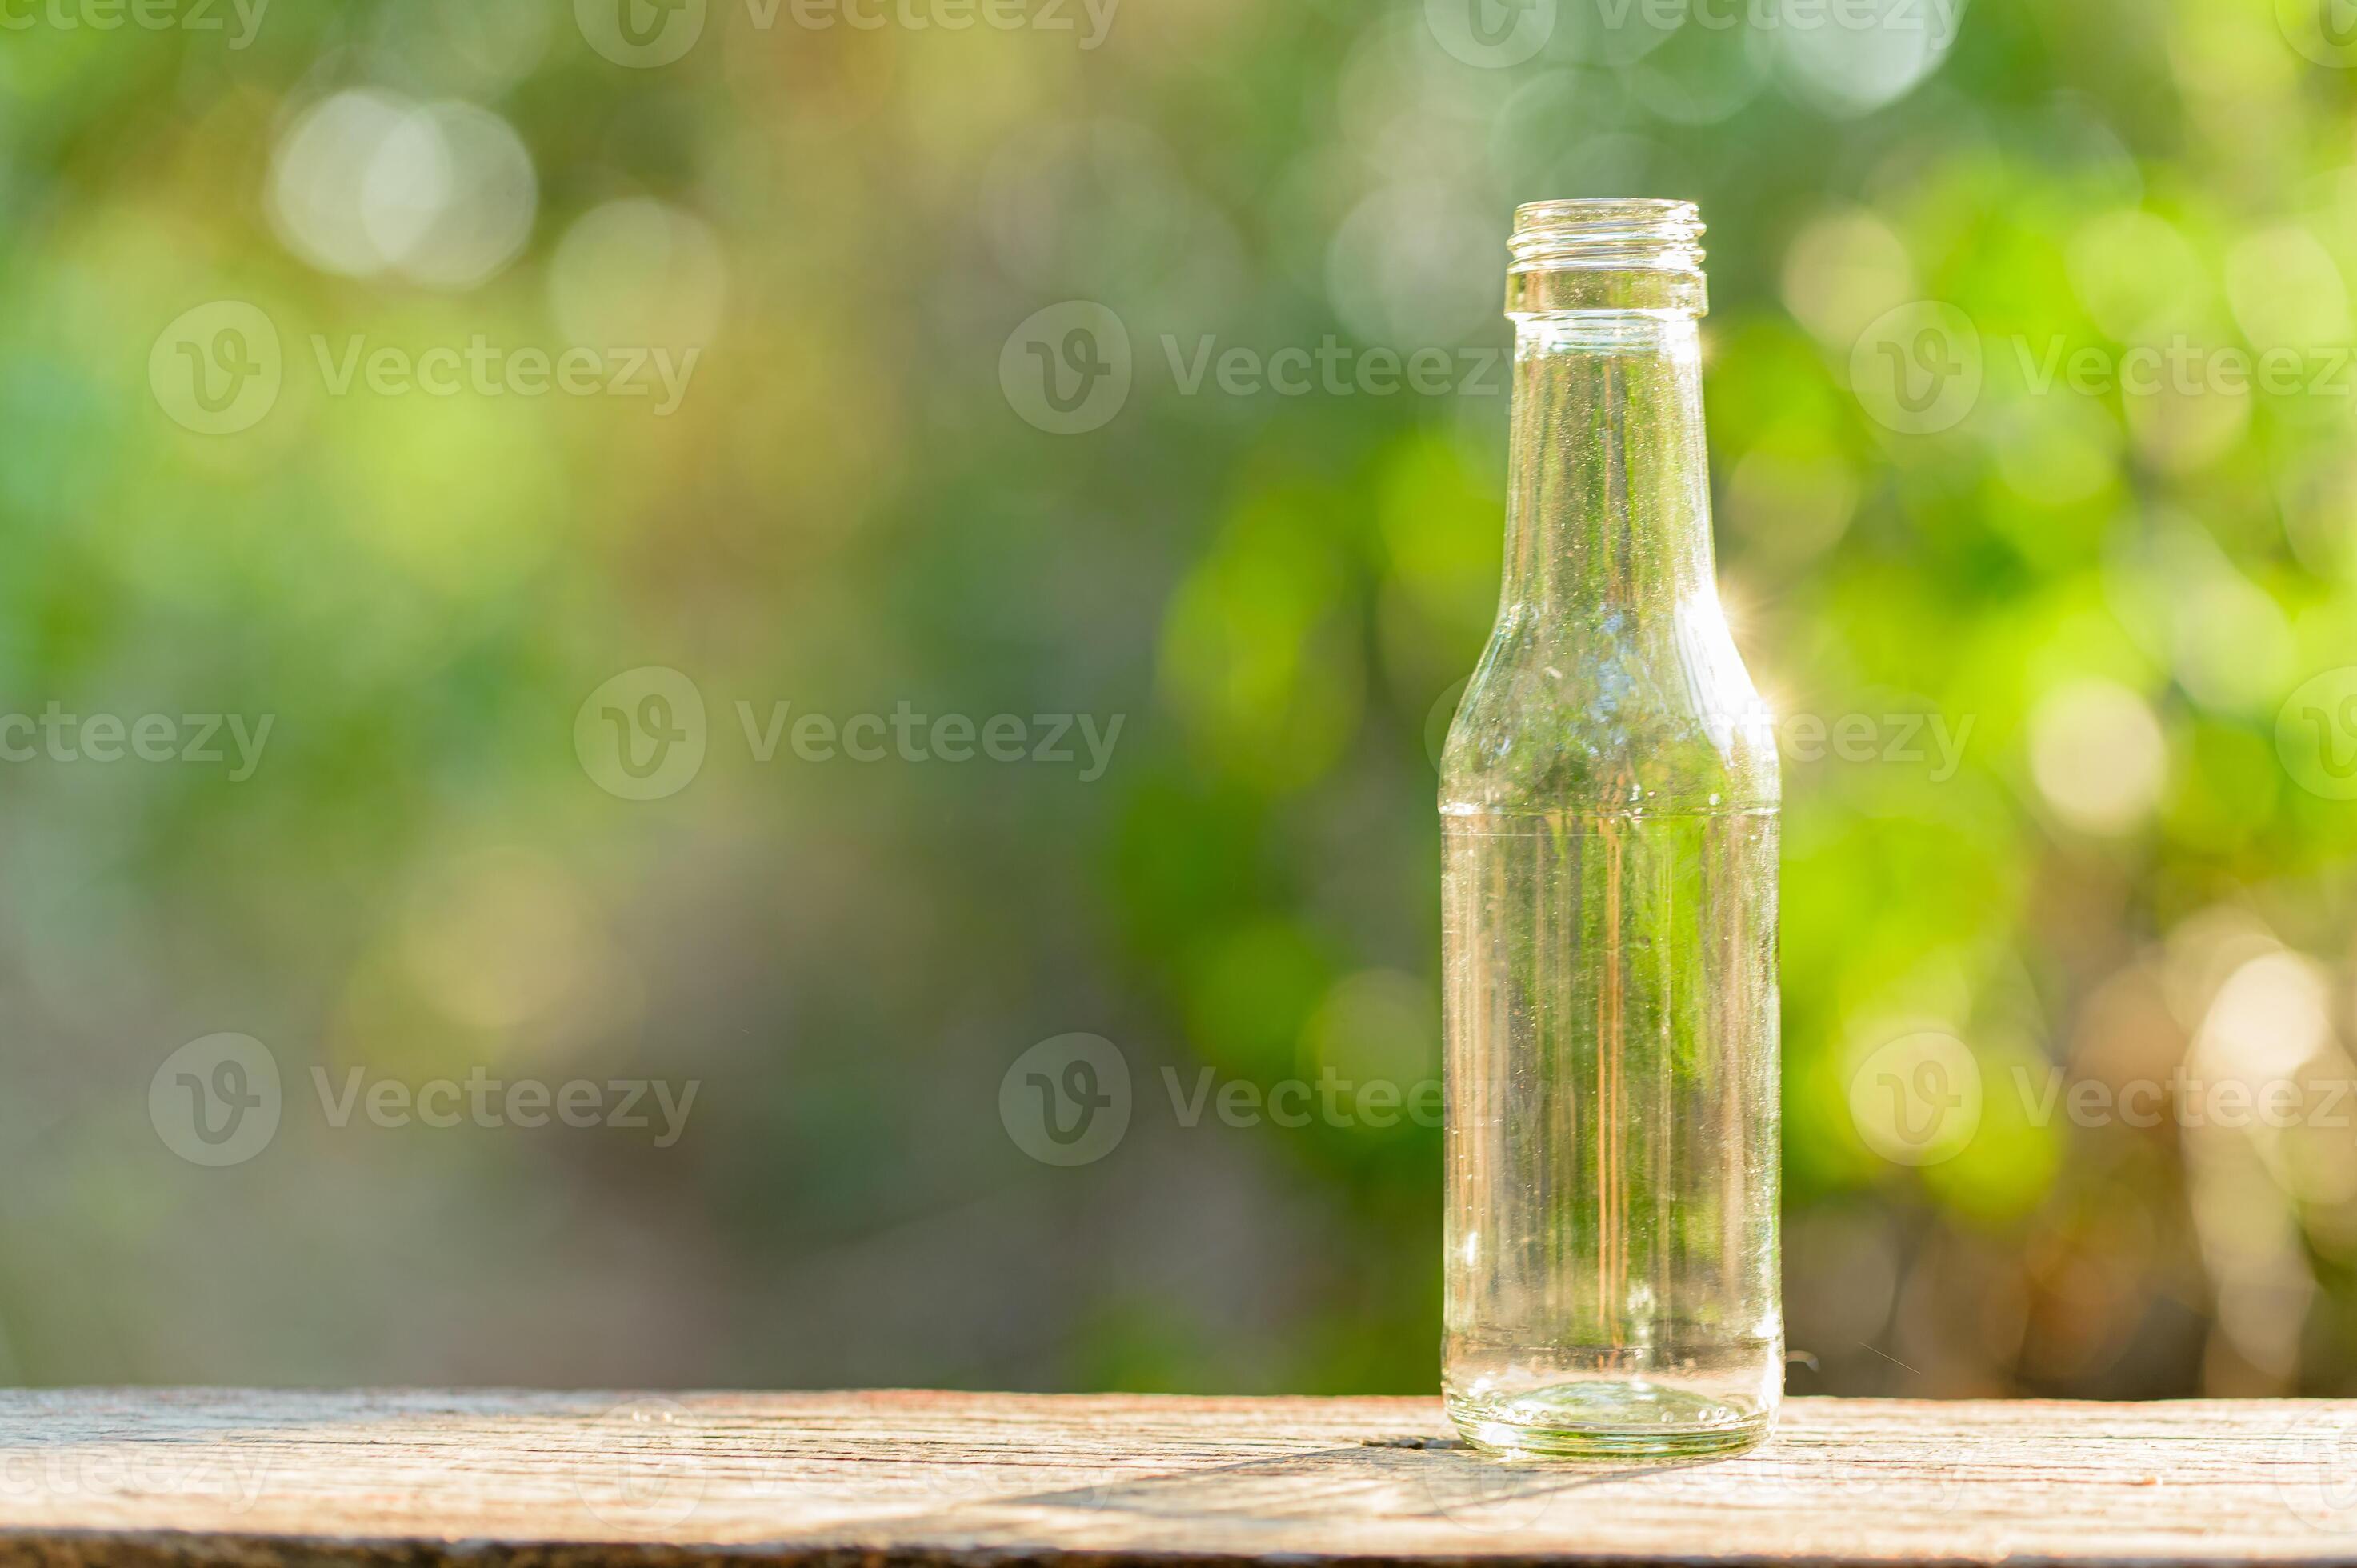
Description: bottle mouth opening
xmin=1509 ymin=198 xmax=1705 ymax=270
xmin=1507 ymin=199 xmax=1706 ymax=317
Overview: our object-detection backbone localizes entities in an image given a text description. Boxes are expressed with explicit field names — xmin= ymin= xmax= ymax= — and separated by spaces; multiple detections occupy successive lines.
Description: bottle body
xmin=1441 ymin=806 xmax=1779 ymax=1454
xmin=1440 ymin=202 xmax=1780 ymax=1458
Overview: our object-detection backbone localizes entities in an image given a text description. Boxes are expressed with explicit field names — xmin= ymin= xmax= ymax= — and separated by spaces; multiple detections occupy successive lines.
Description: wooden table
xmin=1 ymin=1391 xmax=2353 ymax=1566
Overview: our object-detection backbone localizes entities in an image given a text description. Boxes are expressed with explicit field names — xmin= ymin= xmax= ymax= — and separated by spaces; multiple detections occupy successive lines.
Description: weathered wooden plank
xmin=0 ymin=1392 xmax=2351 ymax=1568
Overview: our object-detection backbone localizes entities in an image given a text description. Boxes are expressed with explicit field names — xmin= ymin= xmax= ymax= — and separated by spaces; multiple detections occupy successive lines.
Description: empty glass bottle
xmin=1440 ymin=200 xmax=1780 ymax=1459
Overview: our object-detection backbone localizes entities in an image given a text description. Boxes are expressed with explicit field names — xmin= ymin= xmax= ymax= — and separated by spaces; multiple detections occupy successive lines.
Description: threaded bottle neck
xmin=1506 ymin=199 xmax=1707 ymax=318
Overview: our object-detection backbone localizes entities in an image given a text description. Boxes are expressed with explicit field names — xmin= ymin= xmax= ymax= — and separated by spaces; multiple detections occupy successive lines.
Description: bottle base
xmin=1447 ymin=1378 xmax=1773 ymax=1460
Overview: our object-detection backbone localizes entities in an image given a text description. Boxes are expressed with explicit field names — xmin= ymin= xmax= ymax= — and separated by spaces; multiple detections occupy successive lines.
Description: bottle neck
xmin=1500 ymin=313 xmax=1715 ymax=618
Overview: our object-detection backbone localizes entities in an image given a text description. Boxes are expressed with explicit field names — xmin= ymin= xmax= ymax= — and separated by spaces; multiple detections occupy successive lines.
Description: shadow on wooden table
xmin=907 ymin=1435 xmax=1737 ymax=1542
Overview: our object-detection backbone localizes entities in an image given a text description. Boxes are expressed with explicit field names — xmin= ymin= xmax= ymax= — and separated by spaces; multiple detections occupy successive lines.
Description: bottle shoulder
xmin=1439 ymin=604 xmax=1779 ymax=811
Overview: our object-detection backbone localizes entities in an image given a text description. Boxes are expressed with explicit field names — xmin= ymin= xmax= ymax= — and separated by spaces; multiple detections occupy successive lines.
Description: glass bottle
xmin=1439 ymin=200 xmax=1780 ymax=1459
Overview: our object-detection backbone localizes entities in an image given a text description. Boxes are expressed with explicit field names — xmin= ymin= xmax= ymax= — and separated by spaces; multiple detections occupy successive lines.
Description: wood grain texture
xmin=0 ymin=1392 xmax=2352 ymax=1568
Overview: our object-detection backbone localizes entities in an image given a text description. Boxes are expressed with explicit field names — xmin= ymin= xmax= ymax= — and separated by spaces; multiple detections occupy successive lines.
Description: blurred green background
xmin=5 ymin=0 xmax=2357 ymax=1398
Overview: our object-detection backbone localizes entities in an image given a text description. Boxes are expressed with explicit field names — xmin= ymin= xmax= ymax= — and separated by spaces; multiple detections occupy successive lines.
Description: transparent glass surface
xmin=1439 ymin=202 xmax=1781 ymax=1460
